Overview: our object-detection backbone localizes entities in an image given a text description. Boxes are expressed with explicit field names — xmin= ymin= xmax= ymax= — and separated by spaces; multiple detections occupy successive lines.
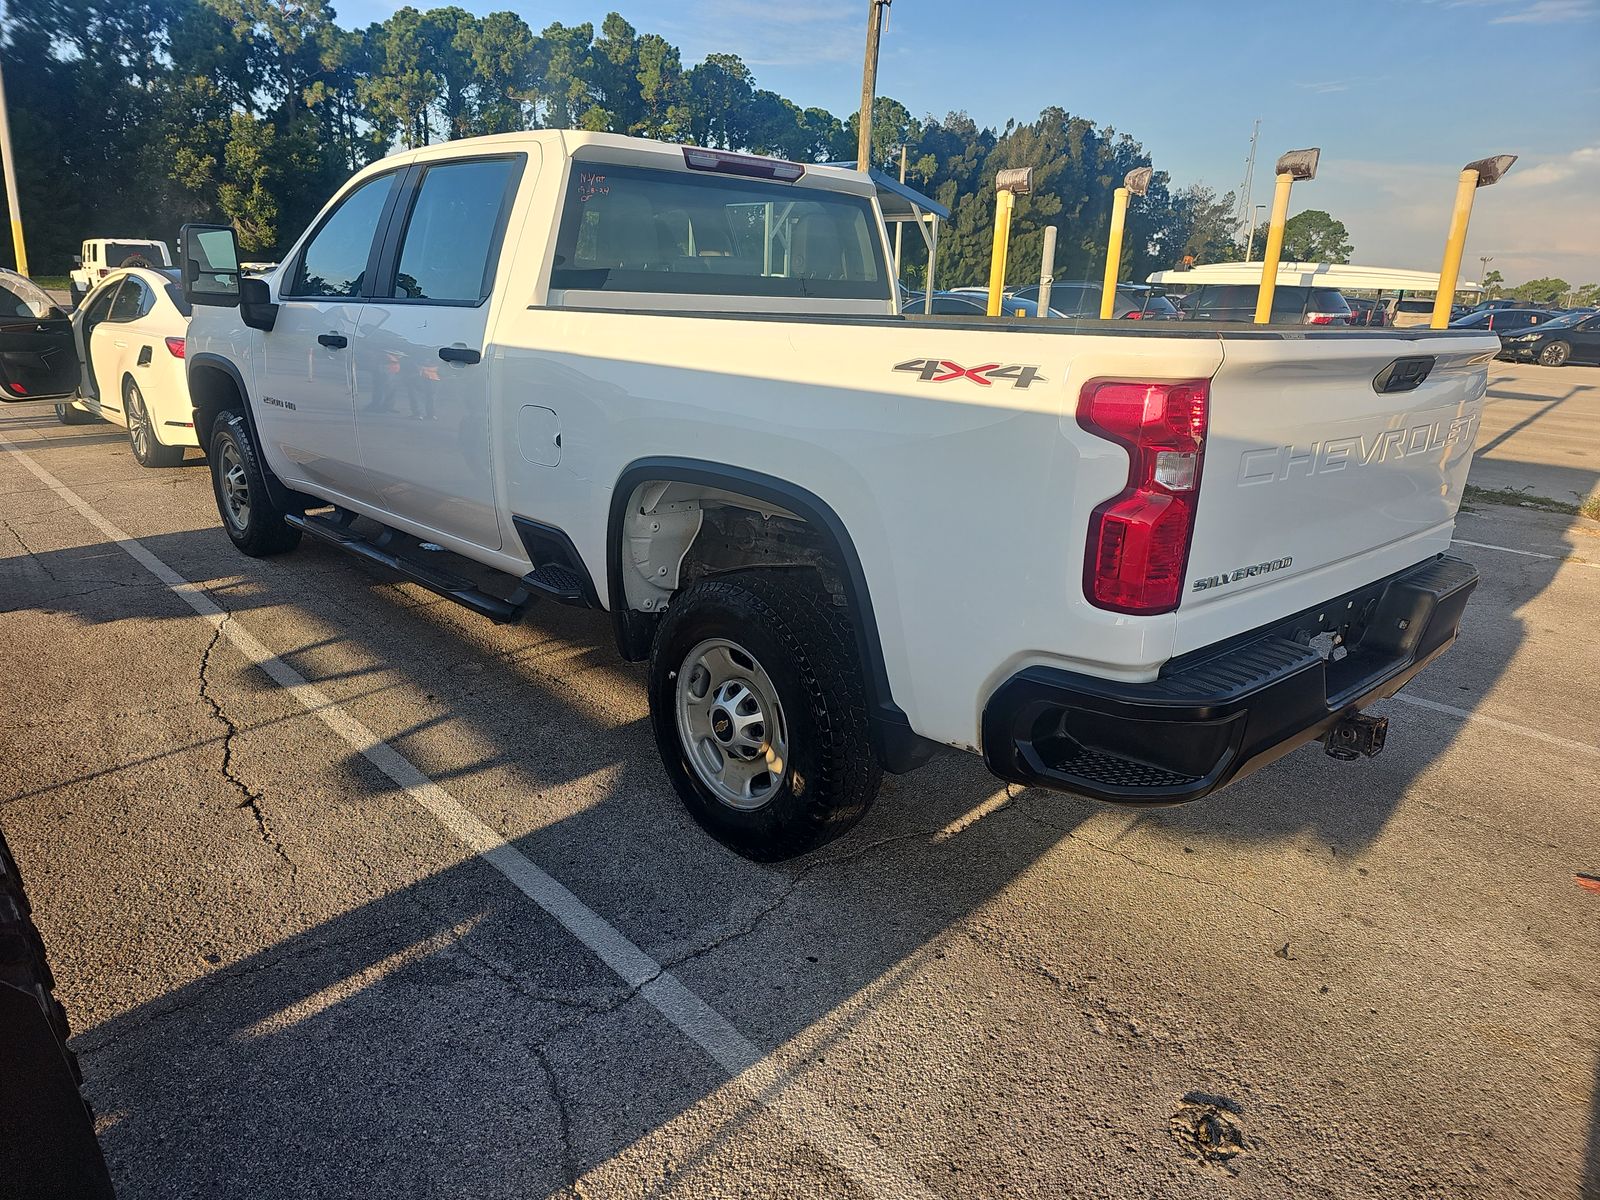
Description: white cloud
xmin=1490 ymin=0 xmax=1599 ymax=22
xmin=1315 ymin=147 xmax=1600 ymax=285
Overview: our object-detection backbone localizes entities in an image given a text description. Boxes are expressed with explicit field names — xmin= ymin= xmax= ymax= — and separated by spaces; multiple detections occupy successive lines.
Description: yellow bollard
xmin=1253 ymin=173 xmax=1294 ymax=325
xmin=1430 ymin=156 xmax=1515 ymax=328
xmin=1253 ymin=148 xmax=1319 ymax=325
xmin=1098 ymin=189 xmax=1128 ymax=321
xmin=987 ymin=189 xmax=1014 ymax=317
xmin=1099 ymin=168 xmax=1150 ymax=320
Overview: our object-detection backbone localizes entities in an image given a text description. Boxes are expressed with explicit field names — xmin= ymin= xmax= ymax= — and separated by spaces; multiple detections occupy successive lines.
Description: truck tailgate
xmin=1175 ymin=332 xmax=1498 ymax=655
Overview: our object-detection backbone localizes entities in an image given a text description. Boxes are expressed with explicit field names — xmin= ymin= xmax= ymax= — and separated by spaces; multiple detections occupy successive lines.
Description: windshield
xmin=0 ymin=271 xmax=58 ymax=318
xmin=104 ymin=242 xmax=165 ymax=266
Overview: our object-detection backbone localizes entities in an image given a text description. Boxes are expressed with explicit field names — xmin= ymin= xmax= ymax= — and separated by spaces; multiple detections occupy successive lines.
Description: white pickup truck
xmin=177 ymin=131 xmax=1494 ymax=860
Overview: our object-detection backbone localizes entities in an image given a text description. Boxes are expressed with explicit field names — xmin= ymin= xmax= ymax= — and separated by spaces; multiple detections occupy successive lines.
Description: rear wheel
xmin=125 ymin=379 xmax=184 ymax=467
xmin=648 ymin=570 xmax=881 ymax=860
xmin=1537 ymin=341 xmax=1571 ymax=367
xmin=209 ymin=410 xmax=301 ymax=557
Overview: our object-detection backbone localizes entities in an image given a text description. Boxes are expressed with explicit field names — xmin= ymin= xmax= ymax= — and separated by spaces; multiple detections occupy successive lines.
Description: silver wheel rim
xmin=1541 ymin=344 xmax=1567 ymax=366
xmin=220 ymin=441 xmax=250 ymax=531
xmin=674 ymin=637 xmax=789 ymax=811
xmin=127 ymin=385 xmax=150 ymax=458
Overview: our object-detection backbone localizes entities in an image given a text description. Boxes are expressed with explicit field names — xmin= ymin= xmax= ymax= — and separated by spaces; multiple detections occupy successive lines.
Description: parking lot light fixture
xmin=987 ymin=167 xmax=1033 ymax=317
xmin=1099 ymin=167 xmax=1152 ymax=320
xmin=1254 ymin=148 xmax=1319 ymax=324
xmin=1431 ymin=155 xmax=1516 ymax=329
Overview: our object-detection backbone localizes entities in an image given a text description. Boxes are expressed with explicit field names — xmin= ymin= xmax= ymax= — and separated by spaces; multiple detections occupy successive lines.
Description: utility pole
xmin=856 ymin=0 xmax=891 ymax=172
xmin=0 ymin=57 xmax=29 ymax=277
xmin=1478 ymin=254 xmax=1493 ymax=295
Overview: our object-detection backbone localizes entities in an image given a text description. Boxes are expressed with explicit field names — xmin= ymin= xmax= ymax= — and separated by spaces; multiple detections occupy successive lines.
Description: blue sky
xmin=338 ymin=0 xmax=1600 ymax=284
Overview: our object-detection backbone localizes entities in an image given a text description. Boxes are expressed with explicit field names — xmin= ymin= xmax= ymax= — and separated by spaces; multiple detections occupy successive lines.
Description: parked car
xmin=1496 ymin=309 xmax=1600 ymax=367
xmin=1466 ymin=297 xmax=1523 ymax=314
xmin=1382 ymin=296 xmax=1442 ymax=329
xmin=170 ymin=131 xmax=1488 ymax=861
xmin=1010 ymin=280 xmax=1179 ymax=319
xmin=68 ymin=238 xmax=172 ymax=307
xmin=55 ymin=268 xmax=196 ymax=465
xmin=1344 ymin=297 xmax=1388 ymax=327
xmin=1182 ymin=283 xmax=1351 ymax=325
xmin=902 ymin=291 xmax=1063 ymax=317
xmin=1448 ymin=308 xmax=1557 ymax=334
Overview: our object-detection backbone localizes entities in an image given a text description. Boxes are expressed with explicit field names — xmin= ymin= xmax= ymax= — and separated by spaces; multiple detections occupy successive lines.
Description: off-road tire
xmin=1537 ymin=341 xmax=1571 ymax=367
xmin=54 ymin=399 xmax=96 ymax=426
xmin=125 ymin=378 xmax=184 ymax=468
xmin=0 ymin=827 xmax=116 ymax=1198
xmin=648 ymin=569 xmax=882 ymax=860
xmin=209 ymin=410 xmax=301 ymax=557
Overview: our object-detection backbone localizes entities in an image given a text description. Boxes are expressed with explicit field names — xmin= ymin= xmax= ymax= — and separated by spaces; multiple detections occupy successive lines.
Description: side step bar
xmin=286 ymin=511 xmax=531 ymax=624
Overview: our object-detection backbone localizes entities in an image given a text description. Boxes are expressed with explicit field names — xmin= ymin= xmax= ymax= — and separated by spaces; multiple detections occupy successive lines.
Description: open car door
xmin=0 ymin=270 xmax=79 ymax=402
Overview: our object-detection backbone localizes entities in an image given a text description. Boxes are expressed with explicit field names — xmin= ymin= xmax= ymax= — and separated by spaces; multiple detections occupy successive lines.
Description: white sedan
xmin=58 ymin=267 xmax=196 ymax=467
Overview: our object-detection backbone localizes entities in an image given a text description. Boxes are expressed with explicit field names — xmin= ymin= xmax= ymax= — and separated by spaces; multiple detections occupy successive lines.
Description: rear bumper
xmin=981 ymin=555 xmax=1478 ymax=804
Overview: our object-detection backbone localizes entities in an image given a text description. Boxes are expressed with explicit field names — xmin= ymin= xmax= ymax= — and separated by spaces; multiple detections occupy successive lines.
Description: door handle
xmin=317 ymin=332 xmax=348 ymax=349
xmin=438 ymin=346 xmax=481 ymax=365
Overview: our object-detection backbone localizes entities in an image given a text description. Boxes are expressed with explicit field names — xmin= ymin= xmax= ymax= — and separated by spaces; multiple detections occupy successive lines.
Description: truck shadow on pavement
xmin=1 ymin=445 xmax=1595 ymax=1196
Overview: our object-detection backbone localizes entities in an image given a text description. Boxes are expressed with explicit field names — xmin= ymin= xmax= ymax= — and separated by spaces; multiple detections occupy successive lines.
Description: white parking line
xmin=1389 ymin=693 xmax=1600 ymax=759
xmin=1453 ymin=537 xmax=1600 ymax=569
xmin=0 ymin=435 xmax=939 ymax=1200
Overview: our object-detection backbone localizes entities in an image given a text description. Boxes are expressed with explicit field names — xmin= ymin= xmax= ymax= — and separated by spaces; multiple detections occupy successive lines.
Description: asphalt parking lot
xmin=1 ymin=360 xmax=1595 ymax=1199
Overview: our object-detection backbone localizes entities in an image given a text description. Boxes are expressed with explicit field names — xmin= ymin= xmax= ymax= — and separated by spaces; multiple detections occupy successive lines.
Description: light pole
xmin=1478 ymin=254 xmax=1493 ymax=295
xmin=1244 ymin=204 xmax=1266 ymax=263
xmin=1100 ymin=167 xmax=1152 ymax=319
xmin=1431 ymin=155 xmax=1516 ymax=328
xmin=1254 ymin=148 xmax=1319 ymax=324
xmin=855 ymin=0 xmax=891 ymax=172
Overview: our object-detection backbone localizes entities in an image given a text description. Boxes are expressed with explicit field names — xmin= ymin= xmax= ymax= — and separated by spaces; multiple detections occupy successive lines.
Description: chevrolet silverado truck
xmin=174 ymin=131 xmax=1496 ymax=860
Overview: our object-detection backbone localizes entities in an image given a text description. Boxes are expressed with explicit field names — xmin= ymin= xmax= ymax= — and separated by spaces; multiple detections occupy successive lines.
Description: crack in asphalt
xmin=198 ymin=615 xmax=296 ymax=874
xmin=530 ymin=1040 xmax=588 ymax=1199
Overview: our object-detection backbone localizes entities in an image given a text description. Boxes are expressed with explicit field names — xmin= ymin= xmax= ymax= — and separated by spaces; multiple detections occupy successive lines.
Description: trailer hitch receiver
xmin=1324 ymin=712 xmax=1388 ymax=761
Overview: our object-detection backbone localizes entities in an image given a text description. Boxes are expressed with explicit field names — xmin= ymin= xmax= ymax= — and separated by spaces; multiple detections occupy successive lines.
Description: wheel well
xmin=606 ymin=462 xmax=939 ymax=775
xmin=615 ymin=480 xmax=846 ymax=617
xmin=187 ymin=361 xmax=245 ymax=449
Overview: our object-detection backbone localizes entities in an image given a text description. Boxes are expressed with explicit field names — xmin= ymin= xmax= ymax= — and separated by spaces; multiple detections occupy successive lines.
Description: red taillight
xmin=1078 ymin=379 xmax=1209 ymax=615
xmin=165 ymin=336 xmax=185 ymax=358
xmin=1306 ymin=313 xmax=1345 ymax=325
xmin=1123 ymin=310 xmax=1145 ymax=319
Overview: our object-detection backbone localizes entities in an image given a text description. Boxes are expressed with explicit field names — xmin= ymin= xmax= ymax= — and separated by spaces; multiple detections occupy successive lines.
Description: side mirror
xmin=179 ymin=223 xmax=242 ymax=308
xmin=239 ymin=275 xmax=278 ymax=333
xmin=72 ymin=254 xmax=83 ymax=267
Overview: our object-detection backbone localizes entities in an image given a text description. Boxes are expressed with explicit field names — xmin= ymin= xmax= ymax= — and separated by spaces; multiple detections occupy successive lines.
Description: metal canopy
xmin=824 ymin=164 xmax=949 ymax=310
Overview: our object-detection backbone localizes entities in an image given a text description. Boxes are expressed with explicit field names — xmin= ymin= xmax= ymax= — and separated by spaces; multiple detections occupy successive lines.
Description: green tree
xmin=1510 ymin=277 xmax=1570 ymax=305
xmin=686 ymin=53 xmax=754 ymax=148
xmin=1575 ymin=283 xmax=1600 ymax=306
xmin=1248 ymin=209 xmax=1353 ymax=263
xmin=1481 ymin=268 xmax=1504 ymax=297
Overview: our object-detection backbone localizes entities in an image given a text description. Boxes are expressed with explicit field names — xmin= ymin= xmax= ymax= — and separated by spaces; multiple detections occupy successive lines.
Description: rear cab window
xmin=550 ymin=161 xmax=888 ymax=304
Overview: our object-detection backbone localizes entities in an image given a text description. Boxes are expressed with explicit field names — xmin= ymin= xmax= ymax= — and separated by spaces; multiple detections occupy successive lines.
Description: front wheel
xmin=1537 ymin=341 xmax=1571 ymax=367
xmin=125 ymin=379 xmax=184 ymax=467
xmin=648 ymin=570 xmax=882 ymax=861
xmin=53 ymin=399 xmax=95 ymax=426
xmin=208 ymin=411 xmax=301 ymax=557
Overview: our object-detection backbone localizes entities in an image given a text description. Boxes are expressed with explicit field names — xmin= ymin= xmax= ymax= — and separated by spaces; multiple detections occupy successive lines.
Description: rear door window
xmin=389 ymin=158 xmax=521 ymax=303
xmin=108 ymin=277 xmax=148 ymax=321
xmin=551 ymin=162 xmax=887 ymax=300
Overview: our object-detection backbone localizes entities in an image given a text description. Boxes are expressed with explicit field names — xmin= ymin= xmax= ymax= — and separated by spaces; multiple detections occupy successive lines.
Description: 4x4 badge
xmin=893 ymin=358 xmax=1045 ymax=389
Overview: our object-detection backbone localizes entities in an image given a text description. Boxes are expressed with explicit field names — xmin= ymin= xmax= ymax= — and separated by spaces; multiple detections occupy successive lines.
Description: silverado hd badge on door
xmin=894 ymin=359 xmax=1045 ymax=388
